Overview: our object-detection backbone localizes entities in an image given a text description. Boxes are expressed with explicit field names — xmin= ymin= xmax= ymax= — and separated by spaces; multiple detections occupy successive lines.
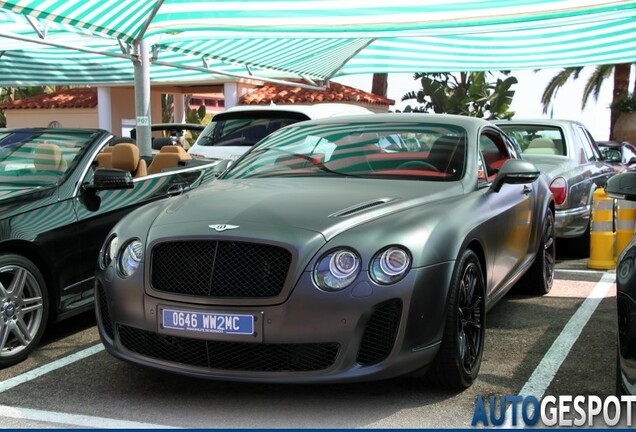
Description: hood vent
xmin=329 ymin=198 xmax=394 ymax=218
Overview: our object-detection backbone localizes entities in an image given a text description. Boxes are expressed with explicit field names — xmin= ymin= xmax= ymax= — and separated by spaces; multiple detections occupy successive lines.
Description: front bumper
xmin=96 ymin=263 xmax=454 ymax=383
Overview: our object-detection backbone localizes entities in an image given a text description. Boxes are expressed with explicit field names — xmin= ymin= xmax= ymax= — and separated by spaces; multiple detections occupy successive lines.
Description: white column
xmin=97 ymin=87 xmax=112 ymax=132
xmin=173 ymin=94 xmax=185 ymax=123
xmin=133 ymin=39 xmax=152 ymax=157
xmin=223 ymin=82 xmax=238 ymax=109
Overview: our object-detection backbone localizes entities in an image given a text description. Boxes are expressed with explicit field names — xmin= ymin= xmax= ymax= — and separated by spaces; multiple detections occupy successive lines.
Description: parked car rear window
xmin=195 ymin=111 xmax=310 ymax=148
xmin=498 ymin=125 xmax=567 ymax=156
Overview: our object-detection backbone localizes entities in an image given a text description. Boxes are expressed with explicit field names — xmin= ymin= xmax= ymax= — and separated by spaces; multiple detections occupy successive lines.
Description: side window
xmin=574 ymin=126 xmax=598 ymax=161
xmin=479 ymin=131 xmax=510 ymax=181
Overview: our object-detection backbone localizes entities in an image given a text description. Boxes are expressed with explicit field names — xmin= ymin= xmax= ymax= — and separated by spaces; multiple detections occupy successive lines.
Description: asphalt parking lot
xmin=0 ymin=246 xmax=623 ymax=428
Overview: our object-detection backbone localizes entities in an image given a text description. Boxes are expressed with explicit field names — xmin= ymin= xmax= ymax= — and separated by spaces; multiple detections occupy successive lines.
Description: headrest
xmin=152 ymin=137 xmax=173 ymax=150
xmin=34 ymin=143 xmax=65 ymax=171
xmin=528 ymin=138 xmax=555 ymax=149
xmin=108 ymin=137 xmax=136 ymax=146
xmin=111 ymin=143 xmax=140 ymax=172
xmin=159 ymin=145 xmax=192 ymax=160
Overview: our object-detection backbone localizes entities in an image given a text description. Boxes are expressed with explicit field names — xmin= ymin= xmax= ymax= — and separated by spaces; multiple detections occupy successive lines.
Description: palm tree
xmin=371 ymin=73 xmax=388 ymax=98
xmin=540 ymin=64 xmax=632 ymax=140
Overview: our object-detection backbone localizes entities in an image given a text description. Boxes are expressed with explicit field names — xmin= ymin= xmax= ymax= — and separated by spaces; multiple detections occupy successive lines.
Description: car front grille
xmin=356 ymin=299 xmax=402 ymax=366
xmin=150 ymin=240 xmax=292 ymax=298
xmin=117 ymin=325 xmax=339 ymax=372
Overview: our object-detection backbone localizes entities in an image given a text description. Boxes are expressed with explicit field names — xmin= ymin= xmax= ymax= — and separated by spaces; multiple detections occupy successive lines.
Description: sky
xmin=333 ymin=68 xmax=614 ymax=141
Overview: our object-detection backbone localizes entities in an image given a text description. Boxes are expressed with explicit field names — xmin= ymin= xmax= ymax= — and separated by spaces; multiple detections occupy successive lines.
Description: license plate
xmin=161 ymin=308 xmax=254 ymax=335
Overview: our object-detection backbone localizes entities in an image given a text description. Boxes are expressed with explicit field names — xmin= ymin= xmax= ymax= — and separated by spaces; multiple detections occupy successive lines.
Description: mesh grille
xmin=151 ymin=240 xmax=292 ymax=298
xmin=356 ymin=299 xmax=402 ymax=366
xmin=97 ymin=285 xmax=114 ymax=340
xmin=118 ymin=325 xmax=339 ymax=372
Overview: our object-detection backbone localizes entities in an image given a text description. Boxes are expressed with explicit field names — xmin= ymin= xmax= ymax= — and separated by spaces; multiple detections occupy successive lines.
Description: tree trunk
xmin=610 ymin=63 xmax=631 ymax=140
xmin=371 ymin=73 xmax=388 ymax=98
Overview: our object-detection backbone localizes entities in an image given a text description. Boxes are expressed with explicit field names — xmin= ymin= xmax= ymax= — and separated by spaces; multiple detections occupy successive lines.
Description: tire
xmin=425 ymin=249 xmax=485 ymax=389
xmin=519 ymin=210 xmax=556 ymax=295
xmin=0 ymin=254 xmax=49 ymax=368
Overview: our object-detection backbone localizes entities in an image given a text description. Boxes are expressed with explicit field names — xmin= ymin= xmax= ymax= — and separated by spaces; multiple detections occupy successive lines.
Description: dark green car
xmin=0 ymin=128 xmax=220 ymax=367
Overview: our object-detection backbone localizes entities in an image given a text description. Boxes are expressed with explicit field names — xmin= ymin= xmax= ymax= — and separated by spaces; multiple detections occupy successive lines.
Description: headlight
xmin=370 ymin=246 xmax=411 ymax=285
xmin=313 ymin=248 xmax=360 ymax=291
xmin=100 ymin=236 xmax=118 ymax=269
xmin=118 ymin=240 xmax=143 ymax=277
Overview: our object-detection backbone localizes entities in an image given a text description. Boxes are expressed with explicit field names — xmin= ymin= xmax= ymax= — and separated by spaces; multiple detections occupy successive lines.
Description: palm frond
xmin=540 ymin=67 xmax=584 ymax=114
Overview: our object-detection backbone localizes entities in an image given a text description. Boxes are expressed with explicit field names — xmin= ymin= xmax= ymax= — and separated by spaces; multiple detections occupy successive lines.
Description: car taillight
xmin=550 ymin=177 xmax=568 ymax=205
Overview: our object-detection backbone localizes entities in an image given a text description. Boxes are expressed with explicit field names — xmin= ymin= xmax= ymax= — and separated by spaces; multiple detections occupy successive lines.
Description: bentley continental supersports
xmin=96 ymin=114 xmax=555 ymax=389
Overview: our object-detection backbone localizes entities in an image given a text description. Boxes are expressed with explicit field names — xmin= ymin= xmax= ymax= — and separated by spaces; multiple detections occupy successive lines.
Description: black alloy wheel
xmin=519 ymin=210 xmax=555 ymax=295
xmin=457 ymin=260 xmax=484 ymax=375
xmin=425 ymin=249 xmax=485 ymax=389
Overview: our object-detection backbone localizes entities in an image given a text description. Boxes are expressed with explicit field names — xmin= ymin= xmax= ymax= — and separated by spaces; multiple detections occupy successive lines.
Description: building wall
xmin=109 ymin=88 xmax=163 ymax=135
xmin=5 ymin=108 xmax=99 ymax=128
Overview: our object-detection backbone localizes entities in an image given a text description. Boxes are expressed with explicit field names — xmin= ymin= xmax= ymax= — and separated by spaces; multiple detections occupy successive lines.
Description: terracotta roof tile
xmin=240 ymin=82 xmax=394 ymax=106
xmin=0 ymin=88 xmax=97 ymax=110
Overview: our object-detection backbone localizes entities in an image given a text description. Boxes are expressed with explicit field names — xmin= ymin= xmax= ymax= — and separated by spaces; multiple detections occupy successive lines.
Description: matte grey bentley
xmin=96 ymin=114 xmax=555 ymax=389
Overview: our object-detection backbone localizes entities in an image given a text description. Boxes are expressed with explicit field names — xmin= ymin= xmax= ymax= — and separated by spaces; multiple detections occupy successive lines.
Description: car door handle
xmin=167 ymin=184 xmax=184 ymax=196
xmin=522 ymin=185 xmax=532 ymax=195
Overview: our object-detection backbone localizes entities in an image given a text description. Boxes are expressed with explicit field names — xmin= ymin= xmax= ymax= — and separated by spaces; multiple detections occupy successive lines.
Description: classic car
xmin=604 ymin=172 xmax=636 ymax=396
xmin=187 ymin=103 xmax=373 ymax=161
xmin=96 ymin=114 xmax=555 ymax=389
xmin=494 ymin=119 xmax=616 ymax=252
xmin=0 ymin=128 xmax=220 ymax=367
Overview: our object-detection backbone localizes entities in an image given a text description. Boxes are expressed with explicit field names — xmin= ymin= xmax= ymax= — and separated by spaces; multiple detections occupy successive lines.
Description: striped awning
xmin=1 ymin=1 xmax=636 ymax=85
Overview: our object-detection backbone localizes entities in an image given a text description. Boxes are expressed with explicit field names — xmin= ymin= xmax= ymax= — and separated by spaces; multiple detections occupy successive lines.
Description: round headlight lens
xmin=118 ymin=240 xmax=143 ymax=277
xmin=314 ymin=249 xmax=360 ymax=291
xmin=100 ymin=236 xmax=118 ymax=269
xmin=371 ymin=246 xmax=411 ymax=285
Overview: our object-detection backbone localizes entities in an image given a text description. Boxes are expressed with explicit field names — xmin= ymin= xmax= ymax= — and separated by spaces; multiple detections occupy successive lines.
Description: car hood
xmin=520 ymin=154 xmax=575 ymax=179
xmin=151 ymin=177 xmax=464 ymax=241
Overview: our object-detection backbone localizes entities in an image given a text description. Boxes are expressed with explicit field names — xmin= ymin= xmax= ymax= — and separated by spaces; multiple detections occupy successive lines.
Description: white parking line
xmin=0 ymin=344 xmax=104 ymax=394
xmin=0 ymin=344 xmax=180 ymax=428
xmin=0 ymin=404 xmax=179 ymax=429
xmin=503 ymin=271 xmax=616 ymax=427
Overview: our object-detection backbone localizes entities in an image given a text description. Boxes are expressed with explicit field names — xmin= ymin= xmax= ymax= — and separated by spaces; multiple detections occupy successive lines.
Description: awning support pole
xmin=133 ymin=39 xmax=152 ymax=158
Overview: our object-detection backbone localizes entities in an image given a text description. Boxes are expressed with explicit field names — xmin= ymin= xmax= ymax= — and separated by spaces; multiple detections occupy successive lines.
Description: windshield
xmin=223 ymin=122 xmax=467 ymax=181
xmin=498 ymin=125 xmax=566 ymax=156
xmin=195 ymin=111 xmax=309 ymax=148
xmin=0 ymin=130 xmax=96 ymax=186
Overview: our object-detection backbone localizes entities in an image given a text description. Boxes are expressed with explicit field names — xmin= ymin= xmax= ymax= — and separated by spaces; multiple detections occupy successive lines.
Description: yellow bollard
xmin=616 ymin=199 xmax=636 ymax=258
xmin=588 ymin=188 xmax=616 ymax=270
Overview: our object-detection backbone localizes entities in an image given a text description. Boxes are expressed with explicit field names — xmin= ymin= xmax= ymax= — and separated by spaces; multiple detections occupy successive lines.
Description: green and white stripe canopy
xmin=1 ymin=1 xmax=636 ymax=85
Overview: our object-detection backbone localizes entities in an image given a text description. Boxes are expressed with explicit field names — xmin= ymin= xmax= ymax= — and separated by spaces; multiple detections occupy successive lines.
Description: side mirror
xmin=605 ymin=172 xmax=636 ymax=201
xmin=491 ymin=159 xmax=540 ymax=193
xmin=85 ymin=168 xmax=134 ymax=191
